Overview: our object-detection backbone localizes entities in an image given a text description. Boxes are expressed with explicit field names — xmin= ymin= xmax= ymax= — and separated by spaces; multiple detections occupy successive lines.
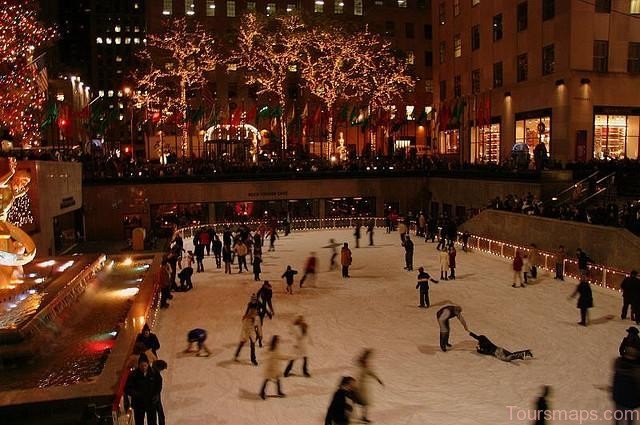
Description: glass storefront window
xmin=438 ymin=129 xmax=459 ymax=154
xmin=515 ymin=116 xmax=550 ymax=156
xmin=594 ymin=114 xmax=639 ymax=159
xmin=471 ymin=123 xmax=501 ymax=163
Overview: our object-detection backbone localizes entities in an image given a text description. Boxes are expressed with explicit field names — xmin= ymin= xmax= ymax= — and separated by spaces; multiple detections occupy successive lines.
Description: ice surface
xmin=157 ymin=229 xmax=627 ymax=425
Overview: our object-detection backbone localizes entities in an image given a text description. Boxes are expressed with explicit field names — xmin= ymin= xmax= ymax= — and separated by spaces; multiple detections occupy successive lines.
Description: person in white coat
xmin=234 ymin=295 xmax=259 ymax=365
xmin=355 ymin=349 xmax=384 ymax=423
xmin=259 ymin=335 xmax=290 ymax=400
xmin=283 ymin=315 xmax=311 ymax=378
xmin=439 ymin=247 xmax=450 ymax=281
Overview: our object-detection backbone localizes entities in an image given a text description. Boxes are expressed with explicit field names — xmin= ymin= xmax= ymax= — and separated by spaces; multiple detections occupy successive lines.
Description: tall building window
xmin=385 ymin=21 xmax=395 ymax=36
xmin=247 ymin=1 xmax=256 ymax=11
xmin=493 ymin=62 xmax=503 ymax=88
xmin=424 ymin=24 xmax=432 ymax=39
xmin=593 ymin=40 xmax=609 ymax=72
xmin=471 ymin=25 xmax=480 ymax=50
xmin=425 ymin=51 xmax=433 ymax=66
xmin=471 ymin=122 xmax=501 ymax=164
xmin=517 ymin=53 xmax=528 ymax=82
xmin=594 ymin=113 xmax=639 ymax=160
xmin=354 ymin=0 xmax=363 ymax=15
xmin=628 ymin=43 xmax=640 ymax=73
xmin=439 ymin=2 xmax=446 ymax=24
xmin=472 ymin=0 xmax=480 ymax=5
xmin=266 ymin=2 xmax=276 ymax=15
xmin=542 ymin=44 xmax=554 ymax=75
xmin=315 ymin=0 xmax=324 ymax=12
xmin=227 ymin=0 xmax=236 ymax=16
xmin=471 ymin=69 xmax=480 ymax=94
xmin=407 ymin=50 xmax=415 ymax=65
xmin=398 ymin=0 xmax=408 ymax=8
xmin=454 ymin=75 xmax=461 ymax=97
xmin=406 ymin=23 xmax=415 ymax=39
xmin=454 ymin=0 xmax=460 ymax=16
xmin=632 ymin=0 xmax=640 ymax=13
xmin=439 ymin=80 xmax=447 ymax=101
xmin=287 ymin=3 xmax=296 ymax=12
xmin=517 ymin=2 xmax=528 ymax=32
xmin=334 ymin=0 xmax=344 ymax=14
xmin=493 ymin=14 xmax=503 ymax=41
xmin=454 ymin=34 xmax=462 ymax=58
xmin=162 ymin=0 xmax=172 ymax=15
xmin=439 ymin=41 xmax=446 ymax=63
xmin=543 ymin=0 xmax=555 ymax=20
xmin=206 ymin=0 xmax=216 ymax=15
xmin=595 ymin=0 xmax=611 ymax=13
xmin=185 ymin=0 xmax=195 ymax=15
xmin=425 ymin=79 xmax=433 ymax=93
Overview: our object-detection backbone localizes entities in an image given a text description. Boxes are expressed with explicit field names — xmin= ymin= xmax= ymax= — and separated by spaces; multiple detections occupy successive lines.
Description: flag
xmin=188 ymin=106 xmax=204 ymax=124
xmin=231 ymin=106 xmax=243 ymax=126
xmin=417 ymin=109 xmax=428 ymax=125
xmin=349 ymin=106 xmax=358 ymax=126
xmin=258 ymin=106 xmax=270 ymax=119
xmin=338 ymin=104 xmax=349 ymax=123
xmin=270 ymin=106 xmax=282 ymax=118
xmin=300 ymin=103 xmax=309 ymax=134
xmin=245 ymin=105 xmax=257 ymax=124
xmin=31 ymin=53 xmax=48 ymax=94
xmin=40 ymin=101 xmax=58 ymax=129
xmin=311 ymin=106 xmax=322 ymax=127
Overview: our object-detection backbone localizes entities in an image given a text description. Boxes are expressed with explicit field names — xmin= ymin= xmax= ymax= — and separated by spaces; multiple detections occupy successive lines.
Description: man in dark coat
xmin=621 ymin=271 xmax=640 ymax=322
xmin=212 ymin=235 xmax=223 ymax=269
xmin=620 ymin=327 xmax=640 ymax=357
xmin=325 ymin=376 xmax=356 ymax=425
xmin=194 ymin=241 xmax=205 ymax=272
xmin=533 ymin=385 xmax=551 ymax=425
xmin=416 ymin=267 xmax=438 ymax=308
xmin=576 ymin=248 xmax=592 ymax=276
xmin=256 ymin=281 xmax=274 ymax=323
xmin=125 ymin=354 xmax=162 ymax=425
xmin=570 ymin=277 xmax=593 ymax=326
xmin=366 ymin=220 xmax=375 ymax=246
xmin=404 ymin=236 xmax=414 ymax=271
xmin=135 ymin=324 xmax=160 ymax=356
xmin=354 ymin=223 xmax=361 ymax=248
xmin=612 ymin=346 xmax=640 ymax=422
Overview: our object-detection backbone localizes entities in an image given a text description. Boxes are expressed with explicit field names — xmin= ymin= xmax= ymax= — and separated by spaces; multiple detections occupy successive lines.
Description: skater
xmin=621 ymin=271 xmax=640 ymax=322
xmin=404 ymin=236 xmax=414 ymax=271
xmin=259 ymin=335 xmax=290 ymax=399
xmin=253 ymin=255 xmax=262 ymax=281
xmin=325 ymin=376 xmax=357 ymax=425
xmin=212 ymin=235 xmax=222 ymax=269
xmin=448 ymin=245 xmax=457 ymax=280
xmin=436 ymin=304 xmax=469 ymax=352
xmin=157 ymin=259 xmax=172 ymax=309
xmin=136 ymin=324 xmax=161 ymax=357
xmin=529 ymin=244 xmax=539 ymax=280
xmin=416 ymin=267 xmax=438 ymax=308
xmin=512 ymin=250 xmax=524 ymax=287
xmin=533 ymin=386 xmax=551 ymax=425
xmin=569 ymin=275 xmax=593 ymax=326
xmin=234 ymin=239 xmax=249 ymax=273
xmin=468 ymin=332 xmax=533 ymax=361
xmin=281 ymin=265 xmax=298 ymax=294
xmin=177 ymin=265 xmax=193 ymax=291
xmin=283 ymin=315 xmax=311 ymax=377
xmin=125 ymin=354 xmax=162 ymax=425
xmin=268 ymin=228 xmax=278 ymax=251
xmin=522 ymin=252 xmax=530 ymax=284
xmin=257 ymin=281 xmax=275 ymax=335
xmin=612 ymin=346 xmax=640 ymax=424
xmin=355 ymin=349 xmax=384 ymax=423
xmin=151 ymin=360 xmax=168 ymax=425
xmin=223 ymin=244 xmax=232 ymax=274
xmin=436 ymin=226 xmax=447 ymax=250
xmin=554 ymin=245 xmax=565 ymax=281
xmin=439 ymin=247 xmax=449 ymax=280
xmin=325 ymin=238 xmax=341 ymax=271
xmin=366 ymin=220 xmax=374 ymax=246
xmin=300 ymin=252 xmax=317 ymax=287
xmin=619 ymin=327 xmax=640 ymax=357
xmin=354 ymin=222 xmax=362 ymax=248
xmin=576 ymin=248 xmax=593 ymax=276
xmin=194 ymin=241 xmax=205 ymax=273
xmin=234 ymin=296 xmax=259 ymax=365
xmin=198 ymin=230 xmax=210 ymax=256
xmin=418 ymin=212 xmax=426 ymax=237
xmin=185 ymin=328 xmax=211 ymax=356
xmin=341 ymin=243 xmax=352 ymax=278
xmin=427 ymin=217 xmax=437 ymax=243
xmin=461 ymin=230 xmax=471 ymax=252
xmin=398 ymin=219 xmax=408 ymax=245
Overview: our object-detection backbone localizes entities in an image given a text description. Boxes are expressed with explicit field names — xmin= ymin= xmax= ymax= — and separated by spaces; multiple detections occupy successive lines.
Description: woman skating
xmin=283 ymin=315 xmax=311 ymax=378
xmin=569 ymin=276 xmax=593 ymax=326
xmin=259 ymin=336 xmax=290 ymax=400
xmin=355 ymin=349 xmax=384 ymax=423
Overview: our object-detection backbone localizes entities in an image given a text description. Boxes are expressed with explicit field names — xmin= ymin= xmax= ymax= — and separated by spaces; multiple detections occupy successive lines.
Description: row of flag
xmin=438 ymin=92 xmax=492 ymax=130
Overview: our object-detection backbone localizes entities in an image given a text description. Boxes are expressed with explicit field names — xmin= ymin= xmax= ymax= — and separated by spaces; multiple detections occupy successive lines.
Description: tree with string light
xmin=0 ymin=0 xmax=56 ymax=148
xmin=135 ymin=18 xmax=220 ymax=157
xmin=234 ymin=12 xmax=306 ymax=155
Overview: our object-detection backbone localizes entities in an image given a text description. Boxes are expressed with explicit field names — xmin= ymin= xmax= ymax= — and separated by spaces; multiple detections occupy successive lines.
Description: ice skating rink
xmin=156 ymin=229 xmax=626 ymax=424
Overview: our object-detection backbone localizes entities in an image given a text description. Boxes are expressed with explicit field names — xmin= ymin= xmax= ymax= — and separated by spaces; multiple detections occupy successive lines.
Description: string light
xmin=7 ymin=192 xmax=34 ymax=227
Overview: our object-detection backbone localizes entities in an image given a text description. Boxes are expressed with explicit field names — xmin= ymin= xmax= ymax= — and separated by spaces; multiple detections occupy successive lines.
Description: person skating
xmin=324 ymin=239 xmax=341 ymax=271
xmin=185 ymin=328 xmax=211 ymax=356
xmin=222 ymin=244 xmax=232 ymax=274
xmin=468 ymin=332 xmax=533 ymax=361
xmin=282 ymin=265 xmax=298 ymax=294
xmin=512 ymin=250 xmax=524 ymax=288
xmin=461 ymin=230 xmax=471 ymax=252
xmin=554 ymin=245 xmax=565 ymax=281
xmin=612 ymin=346 xmax=640 ymax=423
xmin=621 ymin=271 xmax=640 ymax=322
xmin=569 ymin=275 xmax=593 ymax=326
xmin=436 ymin=305 xmax=469 ymax=352
xmin=522 ymin=252 xmax=531 ymax=284
xmin=355 ymin=349 xmax=384 ymax=423
xmin=366 ymin=220 xmax=374 ymax=246
xmin=268 ymin=228 xmax=278 ymax=252
xmin=325 ymin=376 xmax=357 ymax=425
xmin=404 ymin=236 xmax=414 ymax=271
xmin=194 ymin=241 xmax=205 ymax=273
xmin=283 ymin=315 xmax=311 ymax=377
xmin=576 ymin=248 xmax=593 ymax=276
xmin=234 ymin=296 xmax=259 ymax=365
xmin=259 ymin=335 xmax=290 ymax=400
xmin=354 ymin=222 xmax=362 ymax=248
xmin=439 ymin=247 xmax=449 ymax=280
xmin=234 ymin=239 xmax=249 ymax=273
xmin=257 ymin=281 xmax=275 ymax=323
xmin=448 ymin=245 xmax=457 ymax=280
xmin=532 ymin=386 xmax=551 ymax=425
xmin=157 ymin=259 xmax=172 ymax=309
xmin=151 ymin=360 xmax=168 ymax=425
xmin=416 ymin=267 xmax=438 ymax=308
xmin=125 ymin=354 xmax=162 ymax=425
xmin=341 ymin=243 xmax=352 ymax=278
xmin=136 ymin=324 xmax=161 ymax=357
xmin=619 ymin=327 xmax=640 ymax=357
xmin=300 ymin=252 xmax=317 ymax=287
xmin=398 ymin=220 xmax=408 ymax=246
xmin=212 ymin=235 xmax=222 ymax=269
xmin=252 ymin=255 xmax=262 ymax=281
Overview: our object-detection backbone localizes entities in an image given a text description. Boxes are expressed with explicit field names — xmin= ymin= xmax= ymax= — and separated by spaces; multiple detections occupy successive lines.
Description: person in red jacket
xmin=448 ymin=246 xmax=457 ymax=280
xmin=512 ymin=250 xmax=524 ymax=288
xmin=300 ymin=252 xmax=317 ymax=288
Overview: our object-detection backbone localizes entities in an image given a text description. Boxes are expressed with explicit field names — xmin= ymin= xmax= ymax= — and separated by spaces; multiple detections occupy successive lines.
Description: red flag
xmin=231 ymin=107 xmax=243 ymax=126
xmin=312 ymin=106 xmax=322 ymax=127
xmin=245 ymin=105 xmax=257 ymax=124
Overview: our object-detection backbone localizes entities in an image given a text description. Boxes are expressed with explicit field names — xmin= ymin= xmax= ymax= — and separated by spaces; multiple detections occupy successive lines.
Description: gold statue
xmin=0 ymin=158 xmax=36 ymax=287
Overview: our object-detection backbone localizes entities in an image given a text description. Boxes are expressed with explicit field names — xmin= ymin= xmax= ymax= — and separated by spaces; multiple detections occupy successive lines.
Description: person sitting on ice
xmin=468 ymin=332 xmax=533 ymax=361
xmin=185 ymin=328 xmax=211 ymax=357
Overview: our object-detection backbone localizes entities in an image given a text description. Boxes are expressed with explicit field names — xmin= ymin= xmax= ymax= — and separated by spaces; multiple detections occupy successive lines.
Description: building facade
xmin=433 ymin=0 xmax=640 ymax=165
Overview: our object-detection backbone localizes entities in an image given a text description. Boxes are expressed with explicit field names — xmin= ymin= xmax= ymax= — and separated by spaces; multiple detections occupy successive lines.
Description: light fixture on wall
xmin=580 ymin=78 xmax=591 ymax=85
xmin=555 ymin=79 xmax=565 ymax=86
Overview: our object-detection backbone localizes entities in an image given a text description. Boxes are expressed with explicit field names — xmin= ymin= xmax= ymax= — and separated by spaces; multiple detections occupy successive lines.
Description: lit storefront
xmin=593 ymin=107 xmax=640 ymax=160
xmin=438 ymin=129 xmax=459 ymax=155
xmin=515 ymin=109 xmax=551 ymax=156
xmin=470 ymin=119 xmax=501 ymax=164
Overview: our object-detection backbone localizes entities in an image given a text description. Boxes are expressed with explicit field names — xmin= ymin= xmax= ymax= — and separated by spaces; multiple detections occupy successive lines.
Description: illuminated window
xmin=125 ymin=37 xmax=131 ymax=44
xmin=473 ymin=0 xmax=480 ymax=5
xmin=106 ymin=37 xmax=112 ymax=44
xmin=98 ymin=90 xmax=105 ymax=97
xmin=163 ymin=0 xmax=172 ymax=15
xmin=315 ymin=0 xmax=324 ymax=13
xmin=266 ymin=2 xmax=276 ymax=15
xmin=185 ymin=0 xmax=196 ymax=15
xmin=114 ymin=25 xmax=121 ymax=33
xmin=227 ymin=0 xmax=236 ymax=16
xmin=206 ymin=0 xmax=216 ymax=15
xmin=594 ymin=114 xmax=639 ymax=160
xmin=227 ymin=63 xmax=238 ymax=71
xmin=334 ymin=0 xmax=344 ymax=14
xmin=515 ymin=115 xmax=551 ymax=156
xmin=247 ymin=1 xmax=256 ymax=11
xmin=453 ymin=0 xmax=459 ymax=16
xmin=115 ymin=37 xmax=122 ymax=45
xmin=406 ymin=50 xmax=415 ymax=65
xmin=425 ymin=79 xmax=433 ymax=93
xmin=471 ymin=122 xmax=501 ymax=164
xmin=96 ymin=37 xmax=103 ymax=44
xmin=108 ymin=90 xmax=114 ymax=97
xmin=288 ymin=64 xmax=298 ymax=72
xmin=354 ymin=0 xmax=363 ymax=15
xmin=542 ymin=44 xmax=554 ymax=75
xmin=287 ymin=3 xmax=296 ymax=12
xmin=134 ymin=37 xmax=140 ymax=44
xmin=594 ymin=40 xmax=608 ymax=72
xmin=116 ymin=56 xmax=123 ymax=62
xmin=454 ymin=34 xmax=461 ymax=57
xmin=398 ymin=0 xmax=407 ymax=7
xmin=406 ymin=106 xmax=415 ymax=120
xmin=517 ymin=53 xmax=528 ymax=81
xmin=632 ymin=0 xmax=640 ymax=13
